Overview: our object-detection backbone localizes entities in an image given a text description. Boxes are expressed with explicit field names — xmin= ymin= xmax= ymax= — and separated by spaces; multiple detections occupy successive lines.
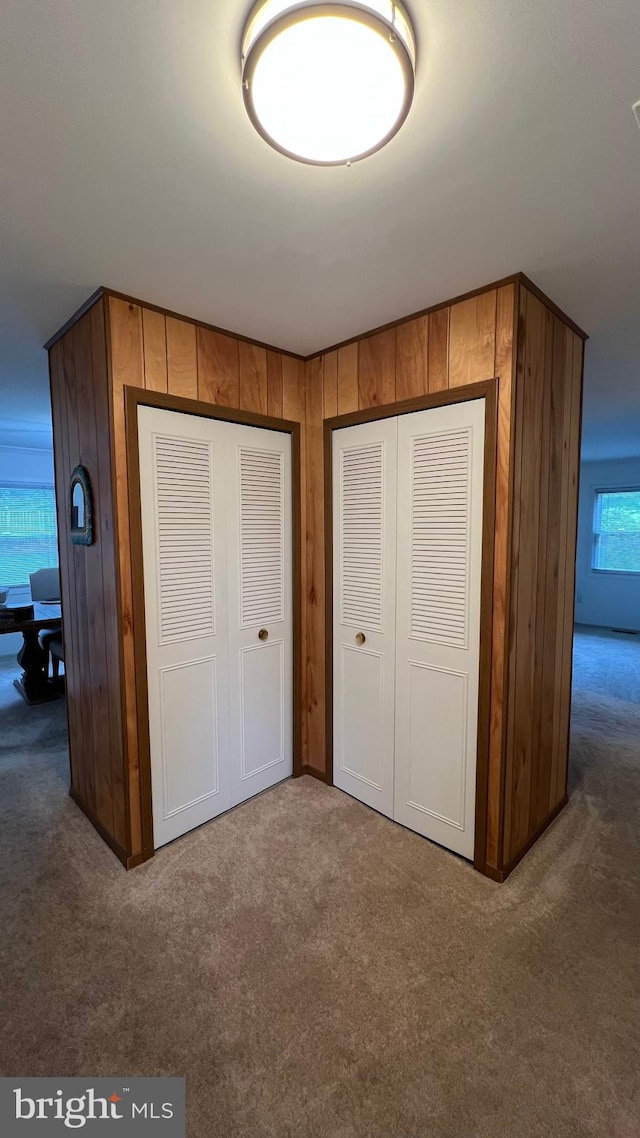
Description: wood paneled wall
xmin=48 ymin=300 xmax=129 ymax=861
xmin=48 ymin=274 xmax=584 ymax=878
xmin=503 ymin=286 xmax=584 ymax=872
xmin=299 ymin=281 xmax=583 ymax=878
xmin=303 ymin=287 xmax=517 ymax=877
xmin=107 ymin=297 xmax=306 ymax=861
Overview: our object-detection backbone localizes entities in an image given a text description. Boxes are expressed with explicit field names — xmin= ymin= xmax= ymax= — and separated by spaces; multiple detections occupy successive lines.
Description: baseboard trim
xmin=301 ymin=764 xmax=331 ymax=785
xmin=502 ymin=795 xmax=569 ymax=880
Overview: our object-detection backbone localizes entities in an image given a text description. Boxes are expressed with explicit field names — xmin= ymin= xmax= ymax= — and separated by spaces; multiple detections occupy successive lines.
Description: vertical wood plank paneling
xmin=550 ymin=332 xmax=574 ymax=815
xmin=502 ymin=288 xmax=527 ymax=864
xmin=282 ymin=355 xmax=305 ymax=422
xmin=50 ymin=276 xmax=585 ymax=878
xmin=90 ymin=300 xmax=126 ymax=847
xmin=508 ymin=291 xmax=546 ymax=860
xmin=267 ymin=350 xmax=284 ymax=418
xmin=535 ymin=315 xmax=566 ymax=829
xmin=166 ymin=316 xmax=198 ymax=399
xmin=196 ymin=327 xmax=240 ymax=406
xmin=529 ymin=305 xmax=556 ymax=833
xmin=62 ymin=325 xmax=95 ymax=813
xmin=118 ymin=310 xmax=300 ymax=858
xmin=61 ymin=331 xmax=89 ymax=811
xmin=358 ymin=329 xmax=396 ymax=408
xmin=141 ymin=309 xmax=167 ymax=392
xmin=323 ymin=350 xmax=338 ymax=418
xmin=305 ymin=356 xmax=325 ymax=771
xmin=282 ymin=356 xmax=307 ymax=767
xmin=337 ymin=343 xmax=359 ymax=414
xmin=502 ymin=288 xmax=584 ymax=873
xmin=396 ymin=316 xmax=428 ymax=401
xmin=555 ymin=334 xmax=583 ymax=804
xmin=239 ymin=342 xmax=268 ymax=414
xmin=307 ymin=282 xmax=582 ymax=876
xmin=486 ymin=282 xmax=515 ymax=868
xmin=448 ymin=291 xmax=497 ymax=388
xmin=74 ymin=312 xmax=111 ymax=831
xmin=427 ymin=307 xmax=450 ymax=391
xmin=109 ymin=295 xmax=145 ymax=856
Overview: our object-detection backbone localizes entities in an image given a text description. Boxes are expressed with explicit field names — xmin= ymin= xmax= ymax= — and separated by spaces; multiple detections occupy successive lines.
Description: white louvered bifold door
xmin=332 ymin=418 xmax=397 ymax=818
xmin=138 ymin=406 xmax=231 ymax=848
xmin=225 ymin=423 xmax=293 ymax=808
xmin=394 ymin=399 xmax=485 ymax=859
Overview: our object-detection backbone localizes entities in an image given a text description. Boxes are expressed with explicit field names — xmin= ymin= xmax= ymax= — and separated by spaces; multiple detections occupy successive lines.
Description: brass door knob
xmin=258 ymin=628 xmax=269 ymax=641
xmin=355 ymin=632 xmax=366 ymax=646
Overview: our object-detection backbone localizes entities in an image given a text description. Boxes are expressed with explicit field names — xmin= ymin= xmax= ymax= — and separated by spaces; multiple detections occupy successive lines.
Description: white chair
xmin=29 ymin=567 xmax=61 ymax=602
xmin=30 ymin=568 xmax=62 ymax=681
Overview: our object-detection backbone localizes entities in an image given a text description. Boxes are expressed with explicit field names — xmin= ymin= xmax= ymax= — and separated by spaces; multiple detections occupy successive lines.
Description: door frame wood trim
xmin=323 ymin=378 xmax=499 ymax=874
xmin=125 ymin=386 xmax=303 ymax=858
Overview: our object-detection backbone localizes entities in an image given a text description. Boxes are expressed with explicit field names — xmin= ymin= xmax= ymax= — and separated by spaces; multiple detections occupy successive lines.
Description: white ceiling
xmin=1 ymin=0 xmax=639 ymax=459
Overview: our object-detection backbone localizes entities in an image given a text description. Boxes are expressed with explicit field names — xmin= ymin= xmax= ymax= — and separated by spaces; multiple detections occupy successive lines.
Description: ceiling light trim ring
xmin=242 ymin=0 xmax=416 ymax=68
xmin=241 ymin=1 xmax=416 ymax=167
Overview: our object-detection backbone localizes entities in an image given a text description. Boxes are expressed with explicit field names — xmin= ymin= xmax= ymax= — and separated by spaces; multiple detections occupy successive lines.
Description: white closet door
xmin=332 ymin=418 xmax=397 ymax=818
xmin=225 ymin=424 xmax=293 ymax=807
xmin=394 ymin=399 xmax=485 ymax=859
xmin=138 ymin=406 xmax=231 ymax=848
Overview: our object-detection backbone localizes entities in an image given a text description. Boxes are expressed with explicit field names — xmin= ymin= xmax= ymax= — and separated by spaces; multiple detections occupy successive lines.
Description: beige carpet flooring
xmin=1 ymin=627 xmax=639 ymax=1137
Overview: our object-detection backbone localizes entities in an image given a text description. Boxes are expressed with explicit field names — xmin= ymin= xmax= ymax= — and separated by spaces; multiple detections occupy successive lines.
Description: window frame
xmin=0 ymin=479 xmax=58 ymax=590
xmin=591 ymin=484 xmax=640 ymax=577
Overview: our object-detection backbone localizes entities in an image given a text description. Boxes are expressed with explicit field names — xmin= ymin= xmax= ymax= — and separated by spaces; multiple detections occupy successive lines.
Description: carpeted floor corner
xmin=1 ymin=627 xmax=639 ymax=1137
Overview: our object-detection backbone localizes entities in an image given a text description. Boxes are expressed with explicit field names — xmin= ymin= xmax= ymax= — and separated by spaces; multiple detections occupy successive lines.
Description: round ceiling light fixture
xmin=241 ymin=1 xmax=416 ymax=166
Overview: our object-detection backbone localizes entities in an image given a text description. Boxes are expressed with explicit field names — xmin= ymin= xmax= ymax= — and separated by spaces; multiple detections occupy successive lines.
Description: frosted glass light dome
xmin=241 ymin=1 xmax=416 ymax=165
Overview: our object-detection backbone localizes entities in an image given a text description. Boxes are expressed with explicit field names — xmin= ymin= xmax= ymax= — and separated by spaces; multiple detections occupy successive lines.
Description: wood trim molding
xmin=124 ymin=385 xmax=304 ymax=862
xmin=125 ymin=386 xmax=303 ymax=434
xmin=124 ymin=388 xmax=154 ymax=859
xmin=44 ymin=288 xmax=106 ymax=350
xmin=323 ymin=380 xmax=499 ymax=875
xmin=473 ymin=378 xmax=498 ymax=872
xmin=44 ymin=273 xmax=588 ymax=357
xmin=324 ymin=379 xmax=498 ymax=431
xmin=518 ymin=276 xmax=588 ymax=342
xmin=309 ymin=274 xmax=588 ymax=360
xmin=103 ymin=300 xmax=137 ymax=861
xmin=496 ymin=279 xmax=522 ymax=871
xmin=46 ymin=287 xmax=305 ymax=359
xmin=323 ymin=417 xmax=334 ymax=794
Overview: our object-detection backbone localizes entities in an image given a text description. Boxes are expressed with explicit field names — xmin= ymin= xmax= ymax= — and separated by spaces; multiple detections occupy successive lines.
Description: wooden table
xmin=0 ymin=603 xmax=63 ymax=704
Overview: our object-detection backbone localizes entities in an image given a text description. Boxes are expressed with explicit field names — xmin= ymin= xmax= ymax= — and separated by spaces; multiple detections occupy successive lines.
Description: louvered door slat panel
xmin=340 ymin=444 xmax=384 ymax=631
xmin=154 ymin=434 xmax=215 ymax=643
xmin=240 ymin=447 xmax=284 ymax=626
xmin=410 ymin=428 xmax=471 ymax=647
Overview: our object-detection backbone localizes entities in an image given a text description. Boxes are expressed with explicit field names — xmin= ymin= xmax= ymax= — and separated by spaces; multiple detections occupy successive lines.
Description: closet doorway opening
xmin=125 ymin=389 xmax=302 ymax=852
xmin=324 ymin=381 xmax=497 ymax=869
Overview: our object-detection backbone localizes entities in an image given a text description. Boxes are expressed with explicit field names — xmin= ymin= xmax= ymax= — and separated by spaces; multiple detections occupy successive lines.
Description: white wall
xmin=0 ymin=445 xmax=54 ymax=485
xmin=0 ymin=445 xmax=55 ymax=657
xmin=575 ymin=457 xmax=640 ymax=631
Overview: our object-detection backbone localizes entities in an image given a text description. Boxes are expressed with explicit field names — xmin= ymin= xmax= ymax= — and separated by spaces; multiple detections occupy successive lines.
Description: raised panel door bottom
xmin=394 ymin=660 xmax=474 ymax=859
xmin=153 ymin=655 xmax=229 ymax=847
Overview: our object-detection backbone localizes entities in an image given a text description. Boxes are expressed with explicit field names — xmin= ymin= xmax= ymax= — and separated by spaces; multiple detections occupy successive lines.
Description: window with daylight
xmin=0 ymin=485 xmax=58 ymax=588
xmin=592 ymin=488 xmax=640 ymax=574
